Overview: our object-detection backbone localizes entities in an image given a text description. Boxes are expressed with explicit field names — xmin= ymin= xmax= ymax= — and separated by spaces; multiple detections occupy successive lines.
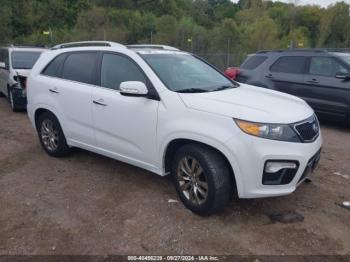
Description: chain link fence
xmin=195 ymin=52 xmax=248 ymax=70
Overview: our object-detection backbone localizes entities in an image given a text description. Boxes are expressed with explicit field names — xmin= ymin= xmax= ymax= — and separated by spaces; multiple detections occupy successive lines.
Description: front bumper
xmin=225 ymin=131 xmax=322 ymax=199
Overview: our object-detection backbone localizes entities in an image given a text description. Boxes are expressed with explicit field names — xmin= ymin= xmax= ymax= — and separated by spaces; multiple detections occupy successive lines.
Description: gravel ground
xmin=0 ymin=97 xmax=349 ymax=256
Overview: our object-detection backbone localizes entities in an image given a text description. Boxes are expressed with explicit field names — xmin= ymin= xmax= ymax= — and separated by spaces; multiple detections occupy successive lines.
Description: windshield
xmin=140 ymin=52 xmax=237 ymax=92
xmin=11 ymin=51 xmax=42 ymax=69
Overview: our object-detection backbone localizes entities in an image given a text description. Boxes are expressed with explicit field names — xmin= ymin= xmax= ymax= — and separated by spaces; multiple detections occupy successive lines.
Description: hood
xmin=179 ymin=84 xmax=314 ymax=124
xmin=15 ymin=69 xmax=31 ymax=77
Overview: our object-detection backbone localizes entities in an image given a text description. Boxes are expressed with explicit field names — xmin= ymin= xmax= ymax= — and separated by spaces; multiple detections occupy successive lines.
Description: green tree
xmin=154 ymin=15 xmax=178 ymax=45
xmin=243 ymin=15 xmax=280 ymax=51
xmin=318 ymin=2 xmax=350 ymax=47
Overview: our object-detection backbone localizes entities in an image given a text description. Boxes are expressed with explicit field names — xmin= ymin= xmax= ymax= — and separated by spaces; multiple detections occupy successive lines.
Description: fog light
xmin=263 ymin=160 xmax=299 ymax=185
xmin=265 ymin=162 xmax=297 ymax=173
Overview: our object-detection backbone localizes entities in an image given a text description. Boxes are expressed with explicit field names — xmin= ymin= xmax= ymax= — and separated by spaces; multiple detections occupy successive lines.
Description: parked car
xmin=27 ymin=41 xmax=322 ymax=215
xmin=0 ymin=45 xmax=47 ymax=111
xmin=225 ymin=49 xmax=350 ymax=122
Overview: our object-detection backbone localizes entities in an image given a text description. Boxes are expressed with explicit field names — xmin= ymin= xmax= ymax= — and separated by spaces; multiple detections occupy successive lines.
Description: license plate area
xmin=298 ymin=149 xmax=321 ymax=183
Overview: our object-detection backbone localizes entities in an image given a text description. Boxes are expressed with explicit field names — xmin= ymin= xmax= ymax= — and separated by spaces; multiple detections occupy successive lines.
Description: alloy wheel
xmin=41 ymin=119 xmax=59 ymax=151
xmin=176 ymin=156 xmax=208 ymax=205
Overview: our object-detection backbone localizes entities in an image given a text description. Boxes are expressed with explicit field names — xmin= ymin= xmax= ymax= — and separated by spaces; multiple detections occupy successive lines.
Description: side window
xmin=4 ymin=50 xmax=9 ymax=65
xmin=270 ymin=56 xmax=306 ymax=74
xmin=100 ymin=53 xmax=146 ymax=90
xmin=42 ymin=54 xmax=66 ymax=77
xmin=309 ymin=57 xmax=348 ymax=77
xmin=1 ymin=49 xmax=9 ymax=66
xmin=241 ymin=55 xmax=268 ymax=70
xmin=62 ymin=52 xmax=97 ymax=85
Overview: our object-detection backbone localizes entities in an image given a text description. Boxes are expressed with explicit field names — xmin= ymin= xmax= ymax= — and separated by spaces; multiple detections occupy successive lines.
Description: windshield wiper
xmin=212 ymin=85 xmax=235 ymax=92
xmin=177 ymin=88 xmax=209 ymax=93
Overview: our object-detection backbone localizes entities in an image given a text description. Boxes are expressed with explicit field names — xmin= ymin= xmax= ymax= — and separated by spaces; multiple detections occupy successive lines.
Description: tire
xmin=37 ymin=112 xmax=70 ymax=157
xmin=8 ymin=88 xmax=18 ymax=112
xmin=171 ymin=144 xmax=232 ymax=216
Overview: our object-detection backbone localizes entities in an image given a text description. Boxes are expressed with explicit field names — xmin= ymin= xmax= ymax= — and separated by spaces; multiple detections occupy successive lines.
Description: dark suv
xmin=225 ymin=50 xmax=350 ymax=122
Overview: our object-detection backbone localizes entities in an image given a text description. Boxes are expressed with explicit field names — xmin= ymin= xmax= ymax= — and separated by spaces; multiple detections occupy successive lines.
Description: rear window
xmin=11 ymin=51 xmax=42 ymax=69
xmin=336 ymin=53 xmax=350 ymax=66
xmin=42 ymin=54 xmax=66 ymax=77
xmin=270 ymin=56 xmax=307 ymax=74
xmin=241 ymin=55 xmax=267 ymax=69
xmin=61 ymin=52 xmax=97 ymax=85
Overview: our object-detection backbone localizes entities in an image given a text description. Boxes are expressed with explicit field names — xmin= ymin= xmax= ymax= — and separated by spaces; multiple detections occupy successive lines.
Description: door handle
xmin=265 ymin=74 xmax=273 ymax=79
xmin=49 ymin=88 xmax=59 ymax=94
xmin=93 ymin=99 xmax=107 ymax=106
xmin=307 ymin=79 xmax=319 ymax=84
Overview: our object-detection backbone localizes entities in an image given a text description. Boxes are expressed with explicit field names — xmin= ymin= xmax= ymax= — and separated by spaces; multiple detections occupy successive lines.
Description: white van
xmin=0 ymin=46 xmax=46 ymax=111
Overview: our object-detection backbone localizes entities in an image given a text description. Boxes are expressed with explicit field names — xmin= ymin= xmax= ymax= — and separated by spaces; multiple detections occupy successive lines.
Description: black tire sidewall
xmin=172 ymin=144 xmax=231 ymax=216
xmin=37 ymin=112 xmax=69 ymax=157
xmin=8 ymin=88 xmax=16 ymax=112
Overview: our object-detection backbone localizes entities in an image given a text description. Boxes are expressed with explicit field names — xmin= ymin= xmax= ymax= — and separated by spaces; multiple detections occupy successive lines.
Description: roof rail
xmin=256 ymin=49 xmax=328 ymax=54
xmin=51 ymin=41 xmax=126 ymax=50
xmin=127 ymin=44 xmax=179 ymax=51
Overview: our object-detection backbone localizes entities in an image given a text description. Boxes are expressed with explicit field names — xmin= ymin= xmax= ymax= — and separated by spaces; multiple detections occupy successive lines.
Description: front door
xmin=92 ymin=52 xmax=159 ymax=167
xmin=303 ymin=56 xmax=350 ymax=119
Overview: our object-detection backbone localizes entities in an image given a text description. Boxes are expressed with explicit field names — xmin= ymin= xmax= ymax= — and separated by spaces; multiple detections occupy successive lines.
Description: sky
xmin=231 ymin=0 xmax=350 ymax=8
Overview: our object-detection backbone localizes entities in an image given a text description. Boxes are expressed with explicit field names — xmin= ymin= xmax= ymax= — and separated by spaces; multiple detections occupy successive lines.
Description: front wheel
xmin=172 ymin=144 xmax=232 ymax=216
xmin=37 ymin=112 xmax=70 ymax=157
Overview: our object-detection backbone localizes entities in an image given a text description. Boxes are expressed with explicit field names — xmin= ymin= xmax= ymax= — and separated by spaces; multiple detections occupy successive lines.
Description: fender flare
xmin=159 ymin=132 xmax=244 ymax=197
xmin=32 ymin=103 xmax=69 ymax=139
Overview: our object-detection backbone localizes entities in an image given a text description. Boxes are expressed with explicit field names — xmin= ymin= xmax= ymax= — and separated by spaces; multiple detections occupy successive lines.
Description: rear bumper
xmin=11 ymin=88 xmax=27 ymax=108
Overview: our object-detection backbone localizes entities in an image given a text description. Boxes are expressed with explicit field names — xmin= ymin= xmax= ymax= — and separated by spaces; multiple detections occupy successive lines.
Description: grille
xmin=294 ymin=116 xmax=319 ymax=142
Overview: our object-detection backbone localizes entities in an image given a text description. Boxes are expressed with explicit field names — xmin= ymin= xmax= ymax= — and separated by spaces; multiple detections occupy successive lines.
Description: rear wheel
xmin=172 ymin=144 xmax=232 ymax=216
xmin=37 ymin=112 xmax=70 ymax=157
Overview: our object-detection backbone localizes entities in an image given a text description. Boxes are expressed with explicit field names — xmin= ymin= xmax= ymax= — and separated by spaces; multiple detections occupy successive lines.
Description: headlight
xmin=234 ymin=119 xmax=301 ymax=142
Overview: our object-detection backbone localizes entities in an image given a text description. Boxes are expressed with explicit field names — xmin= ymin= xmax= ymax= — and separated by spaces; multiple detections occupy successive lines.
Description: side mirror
xmin=335 ymin=73 xmax=350 ymax=81
xmin=119 ymin=81 xmax=148 ymax=96
xmin=0 ymin=62 xmax=6 ymax=69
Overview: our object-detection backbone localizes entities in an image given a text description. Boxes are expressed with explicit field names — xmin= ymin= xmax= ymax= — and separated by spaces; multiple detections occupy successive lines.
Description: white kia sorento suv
xmin=27 ymin=41 xmax=322 ymax=215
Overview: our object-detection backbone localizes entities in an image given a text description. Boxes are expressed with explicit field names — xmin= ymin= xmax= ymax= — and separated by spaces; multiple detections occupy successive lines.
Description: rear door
xmin=264 ymin=56 xmax=308 ymax=96
xmin=303 ymin=56 xmax=350 ymax=119
xmin=42 ymin=51 xmax=98 ymax=146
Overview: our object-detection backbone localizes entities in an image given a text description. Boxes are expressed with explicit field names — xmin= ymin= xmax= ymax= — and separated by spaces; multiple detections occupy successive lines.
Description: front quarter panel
xmin=157 ymin=90 xmax=245 ymax=196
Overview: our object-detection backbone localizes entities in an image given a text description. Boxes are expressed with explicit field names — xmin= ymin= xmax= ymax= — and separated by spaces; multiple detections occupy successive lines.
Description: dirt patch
xmin=0 ymin=98 xmax=349 ymax=255
xmin=267 ymin=211 xmax=304 ymax=224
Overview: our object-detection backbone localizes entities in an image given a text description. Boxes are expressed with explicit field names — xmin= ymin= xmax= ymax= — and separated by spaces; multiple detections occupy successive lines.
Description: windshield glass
xmin=140 ymin=52 xmax=237 ymax=92
xmin=11 ymin=51 xmax=42 ymax=69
